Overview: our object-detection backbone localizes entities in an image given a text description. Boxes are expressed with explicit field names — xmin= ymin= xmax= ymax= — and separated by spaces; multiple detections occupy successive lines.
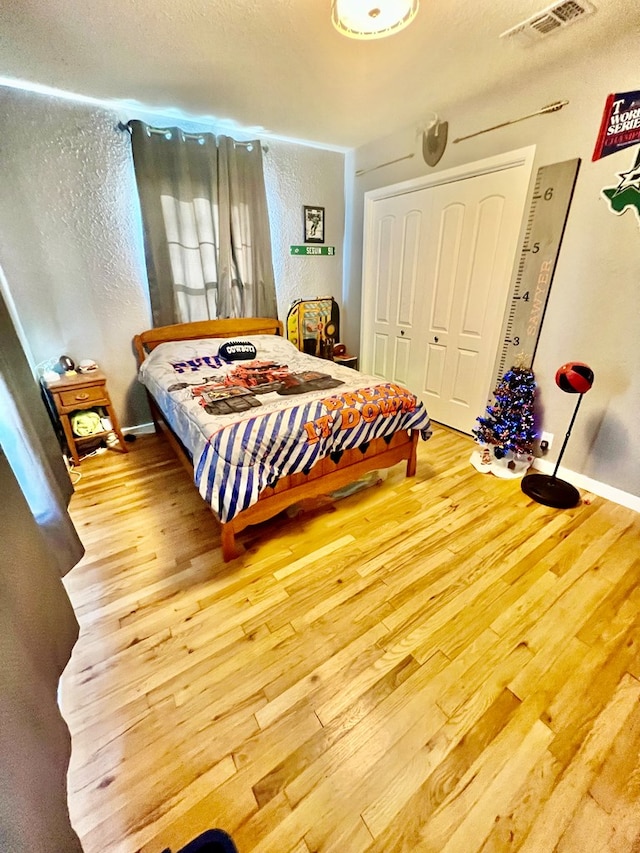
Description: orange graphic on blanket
xmin=303 ymin=384 xmax=417 ymax=444
xmin=224 ymin=361 xmax=291 ymax=387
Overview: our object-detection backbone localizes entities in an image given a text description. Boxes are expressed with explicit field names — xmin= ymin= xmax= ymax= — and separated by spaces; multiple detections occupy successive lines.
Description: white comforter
xmin=139 ymin=335 xmax=432 ymax=522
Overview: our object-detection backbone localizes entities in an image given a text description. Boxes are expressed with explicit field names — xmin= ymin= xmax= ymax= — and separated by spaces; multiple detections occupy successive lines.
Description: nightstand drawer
xmin=59 ymin=386 xmax=107 ymax=407
xmin=45 ymin=370 xmax=127 ymax=466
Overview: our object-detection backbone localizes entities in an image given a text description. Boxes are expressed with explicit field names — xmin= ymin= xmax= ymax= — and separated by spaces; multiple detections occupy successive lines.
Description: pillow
xmin=218 ymin=340 xmax=258 ymax=362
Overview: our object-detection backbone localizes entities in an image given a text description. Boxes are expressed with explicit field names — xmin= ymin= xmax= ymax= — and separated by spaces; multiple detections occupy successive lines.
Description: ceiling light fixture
xmin=331 ymin=0 xmax=419 ymax=39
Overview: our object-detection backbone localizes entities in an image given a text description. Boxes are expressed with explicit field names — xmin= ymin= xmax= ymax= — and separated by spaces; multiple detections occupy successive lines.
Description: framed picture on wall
xmin=303 ymin=206 xmax=325 ymax=243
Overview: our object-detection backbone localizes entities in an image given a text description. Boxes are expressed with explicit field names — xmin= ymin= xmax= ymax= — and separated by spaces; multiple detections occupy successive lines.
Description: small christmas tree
xmin=473 ymin=366 xmax=536 ymax=461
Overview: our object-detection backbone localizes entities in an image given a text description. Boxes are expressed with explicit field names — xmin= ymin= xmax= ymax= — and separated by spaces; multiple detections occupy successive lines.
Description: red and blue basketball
xmin=555 ymin=362 xmax=594 ymax=394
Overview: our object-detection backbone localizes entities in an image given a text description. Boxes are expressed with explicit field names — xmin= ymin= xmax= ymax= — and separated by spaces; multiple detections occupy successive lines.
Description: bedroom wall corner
xmin=0 ymin=86 xmax=152 ymax=429
xmin=264 ymin=141 xmax=346 ymax=323
xmin=0 ymin=86 xmax=347 ymax=433
xmin=345 ymin=27 xmax=640 ymax=500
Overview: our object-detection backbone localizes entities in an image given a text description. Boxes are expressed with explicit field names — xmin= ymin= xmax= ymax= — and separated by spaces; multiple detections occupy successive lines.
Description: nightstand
xmin=333 ymin=354 xmax=358 ymax=370
xmin=46 ymin=371 xmax=128 ymax=466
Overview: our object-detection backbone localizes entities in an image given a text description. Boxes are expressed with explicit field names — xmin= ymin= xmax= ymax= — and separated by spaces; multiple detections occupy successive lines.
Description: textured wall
xmin=347 ymin=29 xmax=640 ymax=499
xmin=0 ymin=88 xmax=345 ymax=429
xmin=265 ymin=143 xmax=345 ymax=321
xmin=0 ymin=90 xmax=152 ymax=428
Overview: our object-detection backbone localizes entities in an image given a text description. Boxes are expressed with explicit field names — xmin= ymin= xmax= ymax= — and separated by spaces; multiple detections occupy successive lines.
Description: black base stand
xmin=521 ymin=391 xmax=585 ymax=509
xmin=521 ymin=473 xmax=580 ymax=508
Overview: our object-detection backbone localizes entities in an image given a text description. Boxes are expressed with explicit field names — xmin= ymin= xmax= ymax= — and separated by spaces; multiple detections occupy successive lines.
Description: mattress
xmin=138 ymin=335 xmax=432 ymax=522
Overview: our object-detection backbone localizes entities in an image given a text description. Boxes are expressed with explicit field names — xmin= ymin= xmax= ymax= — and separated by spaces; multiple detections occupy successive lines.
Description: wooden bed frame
xmin=133 ymin=317 xmax=419 ymax=561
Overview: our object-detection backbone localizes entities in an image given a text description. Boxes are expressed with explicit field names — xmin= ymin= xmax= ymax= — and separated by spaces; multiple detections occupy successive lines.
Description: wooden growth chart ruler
xmin=493 ymin=157 xmax=580 ymax=382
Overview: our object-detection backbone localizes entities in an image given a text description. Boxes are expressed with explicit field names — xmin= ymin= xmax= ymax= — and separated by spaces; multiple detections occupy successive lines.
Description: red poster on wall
xmin=592 ymin=90 xmax=640 ymax=161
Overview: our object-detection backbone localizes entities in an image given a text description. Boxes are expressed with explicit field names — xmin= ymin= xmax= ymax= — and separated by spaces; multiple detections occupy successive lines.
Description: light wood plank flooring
xmin=61 ymin=426 xmax=640 ymax=853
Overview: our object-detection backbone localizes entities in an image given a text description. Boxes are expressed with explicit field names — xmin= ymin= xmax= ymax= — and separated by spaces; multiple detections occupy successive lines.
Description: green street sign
xmin=290 ymin=245 xmax=336 ymax=256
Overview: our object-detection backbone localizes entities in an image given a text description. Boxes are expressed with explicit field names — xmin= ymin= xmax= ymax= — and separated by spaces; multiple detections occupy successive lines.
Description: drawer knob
xmin=76 ymin=392 xmax=90 ymax=401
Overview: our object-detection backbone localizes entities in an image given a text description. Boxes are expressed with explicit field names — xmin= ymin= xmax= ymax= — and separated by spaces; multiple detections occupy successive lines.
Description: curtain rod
xmin=117 ymin=121 xmax=268 ymax=151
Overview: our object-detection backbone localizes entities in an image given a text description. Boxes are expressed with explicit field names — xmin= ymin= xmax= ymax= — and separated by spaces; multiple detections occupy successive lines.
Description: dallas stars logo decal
xmin=613 ymin=158 xmax=640 ymax=195
xmin=602 ymin=147 xmax=640 ymax=222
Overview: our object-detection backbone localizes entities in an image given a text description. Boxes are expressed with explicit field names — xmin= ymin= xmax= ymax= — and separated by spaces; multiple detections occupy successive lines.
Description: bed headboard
xmin=133 ymin=317 xmax=284 ymax=367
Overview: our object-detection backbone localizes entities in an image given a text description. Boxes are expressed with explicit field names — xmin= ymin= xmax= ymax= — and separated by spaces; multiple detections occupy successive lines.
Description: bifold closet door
xmin=359 ymin=189 xmax=433 ymax=393
xmin=362 ymin=162 xmax=529 ymax=434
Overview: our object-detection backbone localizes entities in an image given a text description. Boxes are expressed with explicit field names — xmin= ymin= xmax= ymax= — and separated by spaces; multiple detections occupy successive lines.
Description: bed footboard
xmin=217 ymin=429 xmax=418 ymax=561
xmin=133 ymin=318 xmax=425 ymax=562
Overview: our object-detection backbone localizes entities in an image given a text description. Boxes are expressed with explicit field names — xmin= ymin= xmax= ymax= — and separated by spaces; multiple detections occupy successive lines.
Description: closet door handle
xmin=400 ymin=330 xmax=405 ymax=336
xmin=434 ymin=336 xmax=439 ymax=343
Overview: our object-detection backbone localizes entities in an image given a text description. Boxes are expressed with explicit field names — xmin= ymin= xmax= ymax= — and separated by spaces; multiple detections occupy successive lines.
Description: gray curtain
xmin=129 ymin=121 xmax=278 ymax=326
xmin=0 ymin=288 xmax=84 ymax=851
xmin=0 ymin=290 xmax=84 ymax=577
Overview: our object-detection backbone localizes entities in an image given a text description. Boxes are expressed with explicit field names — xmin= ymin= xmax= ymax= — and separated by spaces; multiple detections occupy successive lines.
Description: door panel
xmin=372 ymin=333 xmax=388 ymax=376
xmin=451 ymin=349 xmax=477 ymax=405
xmin=414 ymin=171 xmax=526 ymax=432
xmin=434 ymin=172 xmax=523 ymax=432
xmin=424 ymin=343 xmax=446 ymax=395
xmin=397 ymin=211 xmax=421 ymax=326
xmin=374 ymin=216 xmax=394 ymax=324
xmin=394 ymin=336 xmax=412 ymax=385
xmin=363 ymin=191 xmax=432 ymax=386
xmin=430 ymin=202 xmax=464 ymax=333
xmin=461 ymin=196 xmax=505 ymax=336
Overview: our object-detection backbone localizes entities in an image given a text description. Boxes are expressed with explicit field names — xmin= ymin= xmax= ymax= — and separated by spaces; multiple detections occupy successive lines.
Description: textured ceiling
xmin=0 ymin=0 xmax=637 ymax=148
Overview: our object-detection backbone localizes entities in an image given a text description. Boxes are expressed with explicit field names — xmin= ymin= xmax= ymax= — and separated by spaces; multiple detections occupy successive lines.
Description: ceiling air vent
xmin=500 ymin=0 xmax=596 ymax=44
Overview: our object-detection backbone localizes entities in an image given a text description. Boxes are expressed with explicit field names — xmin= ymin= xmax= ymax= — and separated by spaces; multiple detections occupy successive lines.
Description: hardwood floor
xmin=60 ymin=426 xmax=640 ymax=853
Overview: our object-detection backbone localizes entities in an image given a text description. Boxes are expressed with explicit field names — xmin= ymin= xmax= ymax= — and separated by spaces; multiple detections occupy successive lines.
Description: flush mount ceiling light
xmin=332 ymin=0 xmax=419 ymax=39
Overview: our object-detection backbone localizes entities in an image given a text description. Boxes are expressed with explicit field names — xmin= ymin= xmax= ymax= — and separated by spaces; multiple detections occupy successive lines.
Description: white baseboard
xmin=123 ymin=422 xmax=156 ymax=436
xmin=124 ymin=422 xmax=640 ymax=513
xmin=531 ymin=458 xmax=640 ymax=513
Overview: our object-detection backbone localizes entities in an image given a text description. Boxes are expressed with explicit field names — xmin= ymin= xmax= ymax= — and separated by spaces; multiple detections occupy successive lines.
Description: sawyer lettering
xmin=527 ymin=259 xmax=552 ymax=337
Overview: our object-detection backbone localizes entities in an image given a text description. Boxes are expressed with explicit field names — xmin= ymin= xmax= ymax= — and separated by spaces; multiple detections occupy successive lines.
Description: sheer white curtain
xmin=129 ymin=122 xmax=278 ymax=326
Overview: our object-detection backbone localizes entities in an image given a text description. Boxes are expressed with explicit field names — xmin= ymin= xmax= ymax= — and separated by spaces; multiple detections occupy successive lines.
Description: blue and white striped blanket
xmin=139 ymin=336 xmax=432 ymax=522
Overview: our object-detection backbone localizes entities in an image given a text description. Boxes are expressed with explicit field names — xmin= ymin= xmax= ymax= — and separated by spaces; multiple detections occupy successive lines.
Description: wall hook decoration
xmin=356 ymin=112 xmax=448 ymax=176
xmin=422 ymin=114 xmax=448 ymax=166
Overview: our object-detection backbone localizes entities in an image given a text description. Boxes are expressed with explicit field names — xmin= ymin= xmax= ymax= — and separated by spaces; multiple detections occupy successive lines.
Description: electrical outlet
xmin=540 ymin=431 xmax=554 ymax=450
